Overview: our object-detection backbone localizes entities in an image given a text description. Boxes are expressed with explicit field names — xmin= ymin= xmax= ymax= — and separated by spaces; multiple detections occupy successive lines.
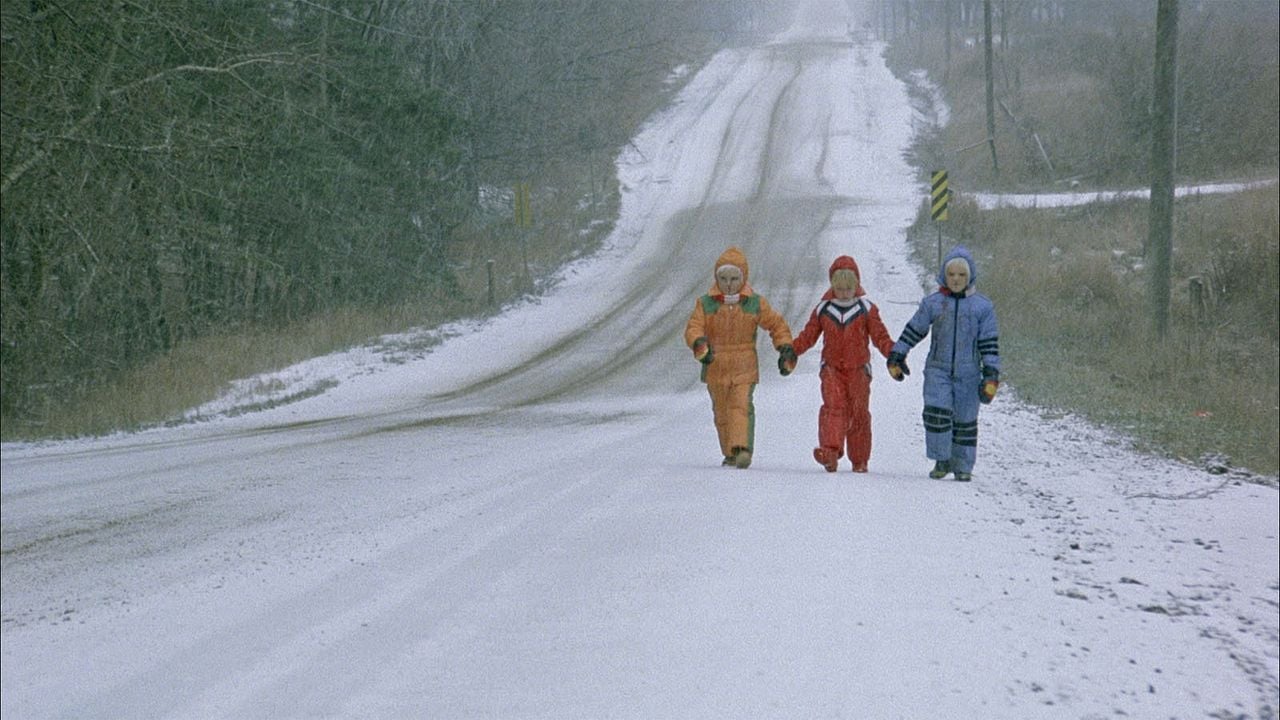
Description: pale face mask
xmin=945 ymin=259 xmax=970 ymax=294
xmin=716 ymin=266 xmax=744 ymax=296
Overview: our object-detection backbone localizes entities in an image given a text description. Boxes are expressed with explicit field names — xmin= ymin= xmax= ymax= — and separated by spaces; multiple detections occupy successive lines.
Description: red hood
xmin=827 ymin=255 xmax=866 ymax=298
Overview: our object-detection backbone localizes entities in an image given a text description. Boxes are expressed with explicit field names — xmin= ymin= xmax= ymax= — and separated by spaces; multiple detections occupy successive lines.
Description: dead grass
xmin=16 ymin=299 xmax=460 ymax=438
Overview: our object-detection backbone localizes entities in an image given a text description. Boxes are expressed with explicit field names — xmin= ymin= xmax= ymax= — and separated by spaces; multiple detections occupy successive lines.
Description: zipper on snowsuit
xmin=949 ymin=294 xmax=960 ymax=379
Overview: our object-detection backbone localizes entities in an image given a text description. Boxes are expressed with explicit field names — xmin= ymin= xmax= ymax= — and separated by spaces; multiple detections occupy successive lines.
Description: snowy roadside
xmin=166 ymin=197 xmax=1276 ymax=438
xmin=91 ymin=47 xmax=1273 ymax=440
xmin=970 ymin=177 xmax=1279 ymax=210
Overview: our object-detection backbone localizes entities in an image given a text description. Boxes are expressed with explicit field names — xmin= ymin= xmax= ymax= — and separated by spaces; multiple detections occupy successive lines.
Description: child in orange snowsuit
xmin=791 ymin=255 xmax=896 ymax=473
xmin=684 ymin=246 xmax=795 ymax=469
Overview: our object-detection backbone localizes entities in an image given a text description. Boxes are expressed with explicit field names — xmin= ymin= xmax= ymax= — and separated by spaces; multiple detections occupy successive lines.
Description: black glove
xmin=979 ymin=367 xmax=999 ymax=404
xmin=778 ymin=345 xmax=797 ymax=376
xmin=692 ymin=337 xmax=713 ymax=365
xmin=886 ymin=351 xmax=909 ymax=381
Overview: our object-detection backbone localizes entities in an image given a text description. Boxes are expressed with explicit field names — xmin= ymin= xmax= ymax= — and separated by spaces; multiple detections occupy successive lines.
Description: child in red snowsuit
xmin=791 ymin=255 xmax=896 ymax=473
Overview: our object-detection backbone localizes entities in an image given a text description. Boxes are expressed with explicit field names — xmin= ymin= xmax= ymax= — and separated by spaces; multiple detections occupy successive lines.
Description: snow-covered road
xmin=3 ymin=2 xmax=1276 ymax=718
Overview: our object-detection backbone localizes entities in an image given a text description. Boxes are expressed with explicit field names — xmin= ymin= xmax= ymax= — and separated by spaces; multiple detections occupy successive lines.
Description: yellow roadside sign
xmin=515 ymin=182 xmax=532 ymax=227
xmin=931 ymin=170 xmax=949 ymax=221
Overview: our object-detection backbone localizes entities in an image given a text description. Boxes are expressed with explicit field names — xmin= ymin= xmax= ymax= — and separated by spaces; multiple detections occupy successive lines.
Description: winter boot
xmin=851 ymin=462 xmax=868 ymax=473
xmin=813 ymin=447 xmax=839 ymax=473
xmin=928 ymin=460 xmax=951 ymax=479
xmin=953 ymin=470 xmax=972 ymax=482
xmin=733 ymin=447 xmax=753 ymax=469
xmin=722 ymin=456 xmax=736 ymax=467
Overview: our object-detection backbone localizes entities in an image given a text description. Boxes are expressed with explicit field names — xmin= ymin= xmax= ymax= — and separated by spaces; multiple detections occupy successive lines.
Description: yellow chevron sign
xmin=515 ymin=182 xmax=532 ymax=227
xmin=931 ymin=170 xmax=949 ymax=221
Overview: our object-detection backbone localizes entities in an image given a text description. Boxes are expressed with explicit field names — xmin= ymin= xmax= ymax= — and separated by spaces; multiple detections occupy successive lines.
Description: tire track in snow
xmin=67 ymin=411 xmax=659 ymax=717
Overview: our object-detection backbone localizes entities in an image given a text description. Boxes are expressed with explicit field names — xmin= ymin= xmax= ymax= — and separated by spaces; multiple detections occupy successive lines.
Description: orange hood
xmin=707 ymin=246 xmax=754 ymax=296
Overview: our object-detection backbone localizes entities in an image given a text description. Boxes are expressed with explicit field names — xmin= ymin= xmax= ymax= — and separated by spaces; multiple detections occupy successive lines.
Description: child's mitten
xmin=886 ymin=351 xmax=910 ymax=381
xmin=979 ymin=368 xmax=999 ymax=404
xmin=777 ymin=345 xmax=797 ymax=376
xmin=692 ymin=337 xmax=714 ymax=365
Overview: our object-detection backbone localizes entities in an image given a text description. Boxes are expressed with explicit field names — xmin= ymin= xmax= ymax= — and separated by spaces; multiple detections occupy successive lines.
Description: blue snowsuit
xmin=891 ymin=246 xmax=1000 ymax=474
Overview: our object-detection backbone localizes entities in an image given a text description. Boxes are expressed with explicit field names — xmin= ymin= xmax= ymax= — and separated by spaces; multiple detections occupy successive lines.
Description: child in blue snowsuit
xmin=886 ymin=246 xmax=1000 ymax=481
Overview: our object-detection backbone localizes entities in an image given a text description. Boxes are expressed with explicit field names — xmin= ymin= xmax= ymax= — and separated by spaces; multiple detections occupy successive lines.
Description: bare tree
xmin=944 ymin=0 xmax=953 ymax=84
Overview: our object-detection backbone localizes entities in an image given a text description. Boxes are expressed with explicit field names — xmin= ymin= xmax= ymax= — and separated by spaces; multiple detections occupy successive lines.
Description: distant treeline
xmin=873 ymin=0 xmax=1279 ymax=188
xmin=1 ymin=1 xmax=785 ymax=426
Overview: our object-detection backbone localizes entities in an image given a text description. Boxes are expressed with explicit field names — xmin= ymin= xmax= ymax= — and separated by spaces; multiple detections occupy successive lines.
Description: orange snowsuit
xmin=791 ymin=255 xmax=895 ymax=468
xmin=684 ymin=247 xmax=793 ymax=460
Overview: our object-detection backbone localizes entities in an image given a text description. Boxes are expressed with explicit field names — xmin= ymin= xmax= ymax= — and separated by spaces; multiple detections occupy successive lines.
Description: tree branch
xmin=2 ymin=54 xmax=310 ymax=194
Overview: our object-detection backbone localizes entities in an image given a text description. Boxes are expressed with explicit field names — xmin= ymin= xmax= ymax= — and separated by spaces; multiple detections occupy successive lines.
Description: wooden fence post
xmin=487 ymin=259 xmax=495 ymax=306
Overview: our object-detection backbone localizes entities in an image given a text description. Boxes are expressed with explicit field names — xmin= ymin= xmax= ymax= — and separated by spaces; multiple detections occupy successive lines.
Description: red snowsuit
xmin=791 ymin=256 xmax=895 ymax=468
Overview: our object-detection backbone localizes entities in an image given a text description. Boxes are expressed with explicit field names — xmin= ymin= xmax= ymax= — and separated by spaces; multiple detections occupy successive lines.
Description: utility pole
xmin=1000 ymin=0 xmax=1008 ymax=52
xmin=983 ymin=0 xmax=999 ymax=175
xmin=1148 ymin=0 xmax=1178 ymax=339
xmin=944 ymin=0 xmax=952 ymax=85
